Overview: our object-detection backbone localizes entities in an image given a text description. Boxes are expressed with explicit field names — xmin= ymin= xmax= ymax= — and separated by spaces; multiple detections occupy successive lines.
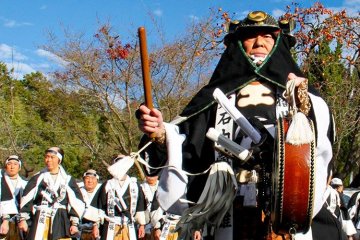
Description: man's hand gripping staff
xmin=138 ymin=27 xmax=166 ymax=141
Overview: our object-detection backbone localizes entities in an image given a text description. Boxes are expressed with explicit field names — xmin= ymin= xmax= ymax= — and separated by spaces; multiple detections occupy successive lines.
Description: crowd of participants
xmin=0 ymin=147 xmax=176 ymax=240
xmin=3 ymin=147 xmax=360 ymax=240
xmin=325 ymin=176 xmax=358 ymax=240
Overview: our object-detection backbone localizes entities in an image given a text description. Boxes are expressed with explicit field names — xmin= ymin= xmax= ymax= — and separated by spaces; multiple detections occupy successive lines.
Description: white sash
xmin=159 ymin=213 xmax=181 ymax=240
xmin=128 ymin=179 xmax=139 ymax=221
xmin=106 ymin=187 xmax=116 ymax=240
xmin=213 ymin=93 xmax=235 ymax=240
xmin=34 ymin=207 xmax=52 ymax=240
xmin=128 ymin=223 xmax=137 ymax=240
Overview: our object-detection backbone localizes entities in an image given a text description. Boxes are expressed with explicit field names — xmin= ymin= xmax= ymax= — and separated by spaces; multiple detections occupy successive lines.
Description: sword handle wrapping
xmin=206 ymin=127 xmax=252 ymax=161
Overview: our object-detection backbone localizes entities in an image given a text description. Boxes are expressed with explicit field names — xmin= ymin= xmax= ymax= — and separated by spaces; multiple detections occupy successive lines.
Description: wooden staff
xmin=138 ymin=26 xmax=156 ymax=139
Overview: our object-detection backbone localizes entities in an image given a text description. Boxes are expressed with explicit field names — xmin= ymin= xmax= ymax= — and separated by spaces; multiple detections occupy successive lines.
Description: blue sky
xmin=0 ymin=0 xmax=358 ymax=78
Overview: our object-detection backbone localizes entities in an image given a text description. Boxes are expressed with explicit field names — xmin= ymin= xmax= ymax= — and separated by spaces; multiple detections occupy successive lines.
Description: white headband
xmin=5 ymin=155 xmax=22 ymax=168
xmin=46 ymin=148 xmax=63 ymax=162
xmin=83 ymin=170 xmax=100 ymax=180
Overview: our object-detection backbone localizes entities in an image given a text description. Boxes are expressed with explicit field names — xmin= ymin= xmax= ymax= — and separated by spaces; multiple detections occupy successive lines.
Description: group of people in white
xmin=0 ymin=147 xmax=170 ymax=240
xmin=325 ymin=175 xmax=360 ymax=240
xmin=2 ymin=149 xmax=360 ymax=240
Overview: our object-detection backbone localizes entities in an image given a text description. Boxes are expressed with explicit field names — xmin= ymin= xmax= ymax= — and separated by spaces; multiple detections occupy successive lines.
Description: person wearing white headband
xmin=92 ymin=154 xmax=146 ymax=240
xmin=329 ymin=177 xmax=357 ymax=239
xmin=4 ymin=155 xmax=22 ymax=168
xmin=18 ymin=147 xmax=85 ymax=240
xmin=83 ymin=169 xmax=100 ymax=181
xmin=0 ymin=155 xmax=27 ymax=239
xmin=45 ymin=147 xmax=64 ymax=164
xmin=79 ymin=169 xmax=102 ymax=240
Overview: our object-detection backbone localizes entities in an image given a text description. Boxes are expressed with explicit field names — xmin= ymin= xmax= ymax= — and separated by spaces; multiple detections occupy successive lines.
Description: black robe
xmin=0 ymin=171 xmax=27 ymax=222
xmin=20 ymin=169 xmax=85 ymax=240
xmin=96 ymin=178 xmax=146 ymax=240
xmin=348 ymin=191 xmax=360 ymax=225
xmin=140 ymin=31 xmax=336 ymax=239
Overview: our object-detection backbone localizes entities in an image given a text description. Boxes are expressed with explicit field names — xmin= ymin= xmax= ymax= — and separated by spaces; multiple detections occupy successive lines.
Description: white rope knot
xmin=283 ymin=78 xmax=314 ymax=145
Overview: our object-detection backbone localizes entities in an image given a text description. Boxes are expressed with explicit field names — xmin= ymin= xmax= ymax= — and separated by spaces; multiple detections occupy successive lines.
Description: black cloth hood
xmin=181 ymin=32 xmax=304 ymax=117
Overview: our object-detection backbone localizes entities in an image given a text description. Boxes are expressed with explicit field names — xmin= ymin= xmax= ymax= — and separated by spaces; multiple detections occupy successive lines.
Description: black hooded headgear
xmin=181 ymin=11 xmax=301 ymax=117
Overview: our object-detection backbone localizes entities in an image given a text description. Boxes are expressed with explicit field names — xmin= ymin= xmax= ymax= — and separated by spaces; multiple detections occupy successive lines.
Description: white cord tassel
xmin=284 ymin=79 xmax=313 ymax=145
xmin=177 ymin=162 xmax=237 ymax=239
xmin=286 ymin=111 xmax=313 ymax=145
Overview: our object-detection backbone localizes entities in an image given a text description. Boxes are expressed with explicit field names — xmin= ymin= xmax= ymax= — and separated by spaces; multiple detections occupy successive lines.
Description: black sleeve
xmin=150 ymin=192 xmax=160 ymax=212
xmin=136 ymin=182 xmax=146 ymax=212
xmin=347 ymin=192 xmax=360 ymax=209
xmin=1 ymin=175 xmax=13 ymax=202
xmin=69 ymin=178 xmax=84 ymax=201
xmin=67 ymin=177 xmax=85 ymax=218
xmin=139 ymin=135 xmax=168 ymax=177
xmin=97 ymin=181 xmax=108 ymax=213
xmin=20 ymin=174 xmax=42 ymax=214
xmin=90 ymin=184 xmax=103 ymax=207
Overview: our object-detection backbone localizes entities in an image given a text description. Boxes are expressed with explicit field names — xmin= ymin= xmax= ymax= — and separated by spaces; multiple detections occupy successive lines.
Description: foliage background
xmin=0 ymin=3 xmax=359 ymax=184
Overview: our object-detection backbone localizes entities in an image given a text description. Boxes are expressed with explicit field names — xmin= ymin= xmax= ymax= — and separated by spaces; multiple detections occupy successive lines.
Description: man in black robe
xmin=18 ymin=147 xmax=85 ymax=240
xmin=0 ymin=155 xmax=27 ymax=239
xmin=137 ymin=10 xmax=337 ymax=240
xmin=79 ymin=169 xmax=102 ymax=240
xmin=93 ymin=155 xmax=146 ymax=240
